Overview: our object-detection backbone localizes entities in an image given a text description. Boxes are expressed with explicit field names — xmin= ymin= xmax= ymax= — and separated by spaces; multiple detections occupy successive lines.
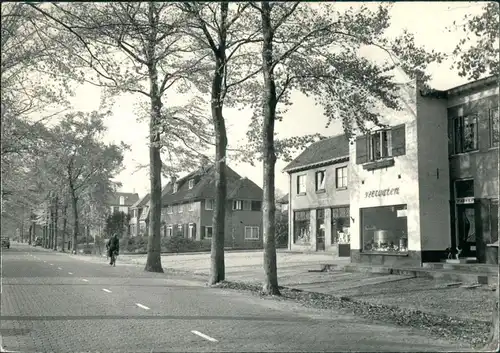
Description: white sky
xmin=68 ymin=1 xmax=487 ymax=198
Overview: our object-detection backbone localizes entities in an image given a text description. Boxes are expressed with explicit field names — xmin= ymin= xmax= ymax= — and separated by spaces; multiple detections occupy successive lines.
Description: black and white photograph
xmin=1 ymin=1 xmax=498 ymax=352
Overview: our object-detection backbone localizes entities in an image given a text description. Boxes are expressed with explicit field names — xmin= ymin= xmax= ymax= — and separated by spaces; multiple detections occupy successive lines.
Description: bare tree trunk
xmin=260 ymin=1 xmax=280 ymax=296
xmin=208 ymin=3 xmax=229 ymax=285
xmin=31 ymin=221 xmax=35 ymax=244
xmin=70 ymin=188 xmax=79 ymax=254
xmin=53 ymin=195 xmax=58 ymax=250
xmin=144 ymin=6 xmax=164 ymax=273
xmin=62 ymin=202 xmax=68 ymax=252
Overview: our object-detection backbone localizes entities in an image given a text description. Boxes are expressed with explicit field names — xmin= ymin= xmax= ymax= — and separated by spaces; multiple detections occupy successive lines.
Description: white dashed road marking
xmin=50 ymin=264 xmax=53 ymax=266
xmin=68 ymin=272 xmax=73 ymax=275
xmin=102 ymin=289 xmax=112 ymax=293
xmin=57 ymin=267 xmax=62 ymax=270
xmin=135 ymin=303 xmax=150 ymax=310
xmin=191 ymin=330 xmax=218 ymax=342
xmin=43 ymin=261 xmax=46 ymax=263
xmin=82 ymin=279 xmax=89 ymax=282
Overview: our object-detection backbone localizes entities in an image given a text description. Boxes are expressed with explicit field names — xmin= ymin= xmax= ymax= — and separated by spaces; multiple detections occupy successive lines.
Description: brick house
xmin=129 ymin=193 xmax=151 ymax=237
xmin=161 ymin=165 xmax=264 ymax=249
xmin=283 ymin=135 xmax=351 ymax=255
xmin=107 ymin=192 xmax=139 ymax=215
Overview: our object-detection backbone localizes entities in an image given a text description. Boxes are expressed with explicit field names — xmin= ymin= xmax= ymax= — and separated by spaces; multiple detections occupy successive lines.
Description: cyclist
xmin=106 ymin=233 xmax=120 ymax=266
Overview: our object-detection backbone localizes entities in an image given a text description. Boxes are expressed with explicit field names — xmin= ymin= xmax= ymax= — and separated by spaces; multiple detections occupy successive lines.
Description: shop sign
xmin=365 ymin=188 xmax=399 ymax=198
xmin=456 ymin=197 xmax=474 ymax=204
xmin=397 ymin=209 xmax=407 ymax=217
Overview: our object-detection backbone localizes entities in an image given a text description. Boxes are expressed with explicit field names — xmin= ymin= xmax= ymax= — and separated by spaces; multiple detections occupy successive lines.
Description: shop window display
xmin=294 ymin=210 xmax=311 ymax=244
xmin=361 ymin=204 xmax=408 ymax=253
xmin=331 ymin=207 xmax=350 ymax=244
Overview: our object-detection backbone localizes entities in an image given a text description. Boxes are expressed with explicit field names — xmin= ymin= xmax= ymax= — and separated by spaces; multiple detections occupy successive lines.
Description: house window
xmin=356 ymin=124 xmax=405 ymax=164
xmin=293 ymin=210 xmax=311 ymax=244
xmin=490 ymin=200 xmax=498 ymax=244
xmin=177 ymin=224 xmax=183 ymax=237
xmin=336 ymin=166 xmax=348 ymax=189
xmin=178 ymin=204 xmax=183 ymax=213
xmin=251 ymin=201 xmax=262 ymax=211
xmin=119 ymin=196 xmax=125 ymax=205
xmin=173 ymin=183 xmax=178 ymax=193
xmin=233 ymin=200 xmax=243 ymax=210
xmin=188 ymin=179 xmax=195 ymax=189
xmin=167 ymin=206 xmax=173 ymax=214
xmin=315 ymin=171 xmax=325 ymax=191
xmin=188 ymin=223 xmax=196 ymax=239
xmin=112 ymin=206 xmax=119 ymax=213
xmin=361 ymin=204 xmax=408 ymax=253
xmin=244 ymin=226 xmax=260 ymax=240
xmin=188 ymin=203 xmax=194 ymax=211
xmin=490 ymin=108 xmax=499 ymax=147
xmin=243 ymin=200 xmax=251 ymax=211
xmin=297 ymin=175 xmax=306 ymax=194
xmin=205 ymin=199 xmax=214 ymax=210
xmin=205 ymin=226 xmax=213 ymax=239
xmin=167 ymin=226 xmax=173 ymax=237
xmin=369 ymin=129 xmax=391 ymax=161
xmin=453 ymin=115 xmax=478 ymax=153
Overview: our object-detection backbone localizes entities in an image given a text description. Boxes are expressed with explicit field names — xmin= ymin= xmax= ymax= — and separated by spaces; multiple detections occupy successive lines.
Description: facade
xmin=276 ymin=194 xmax=289 ymax=212
xmin=129 ymin=193 xmax=151 ymax=237
xmin=106 ymin=192 xmax=139 ymax=215
xmin=283 ymin=135 xmax=351 ymax=254
xmin=284 ymin=76 xmax=499 ymax=265
xmin=160 ymin=165 xmax=264 ymax=249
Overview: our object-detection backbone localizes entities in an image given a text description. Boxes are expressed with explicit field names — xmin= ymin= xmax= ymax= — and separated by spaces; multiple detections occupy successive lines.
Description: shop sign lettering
xmin=456 ymin=197 xmax=474 ymax=204
xmin=365 ymin=188 xmax=399 ymax=198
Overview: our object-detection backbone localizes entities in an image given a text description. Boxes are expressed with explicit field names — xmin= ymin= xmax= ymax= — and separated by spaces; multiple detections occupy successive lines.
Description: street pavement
xmin=1 ymin=243 xmax=465 ymax=352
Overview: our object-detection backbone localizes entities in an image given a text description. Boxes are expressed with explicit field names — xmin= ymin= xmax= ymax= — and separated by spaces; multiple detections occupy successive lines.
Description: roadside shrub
xmin=161 ymin=235 xmax=212 ymax=253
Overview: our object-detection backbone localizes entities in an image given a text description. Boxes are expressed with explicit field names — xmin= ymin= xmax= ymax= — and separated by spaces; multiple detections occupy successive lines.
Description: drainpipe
xmin=288 ymin=173 xmax=292 ymax=251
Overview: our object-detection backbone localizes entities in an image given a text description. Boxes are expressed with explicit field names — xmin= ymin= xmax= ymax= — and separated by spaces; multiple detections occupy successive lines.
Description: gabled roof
xmin=107 ymin=192 xmax=139 ymax=206
xmin=277 ymin=193 xmax=289 ymax=204
xmin=161 ymin=164 xmax=263 ymax=206
xmin=131 ymin=193 xmax=151 ymax=209
xmin=283 ymin=134 xmax=349 ymax=173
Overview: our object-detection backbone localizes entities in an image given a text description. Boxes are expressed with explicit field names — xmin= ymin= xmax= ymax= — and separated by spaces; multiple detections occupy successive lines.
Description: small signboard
xmin=397 ymin=209 xmax=408 ymax=217
xmin=456 ymin=197 xmax=474 ymax=204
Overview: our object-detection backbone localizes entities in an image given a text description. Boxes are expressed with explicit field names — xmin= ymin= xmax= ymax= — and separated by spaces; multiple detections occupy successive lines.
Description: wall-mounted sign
xmin=397 ymin=209 xmax=408 ymax=217
xmin=365 ymin=188 xmax=400 ymax=198
xmin=456 ymin=197 xmax=474 ymax=204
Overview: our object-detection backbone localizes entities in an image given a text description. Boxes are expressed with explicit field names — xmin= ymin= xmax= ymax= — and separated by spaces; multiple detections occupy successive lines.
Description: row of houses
xmin=111 ymin=165 xmax=264 ymax=249
xmin=280 ymin=75 xmax=498 ymax=266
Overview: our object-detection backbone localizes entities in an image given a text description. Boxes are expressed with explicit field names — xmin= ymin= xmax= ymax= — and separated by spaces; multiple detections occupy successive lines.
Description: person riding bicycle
xmin=106 ymin=233 xmax=120 ymax=266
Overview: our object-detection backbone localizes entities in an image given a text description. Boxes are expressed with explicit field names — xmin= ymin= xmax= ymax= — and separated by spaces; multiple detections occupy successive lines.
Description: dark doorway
xmin=457 ymin=204 xmax=477 ymax=258
xmin=316 ymin=209 xmax=325 ymax=251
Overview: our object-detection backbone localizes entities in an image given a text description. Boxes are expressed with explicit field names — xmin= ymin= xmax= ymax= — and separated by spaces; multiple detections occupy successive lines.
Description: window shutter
xmin=200 ymin=226 xmax=205 ymax=240
xmin=391 ymin=124 xmax=406 ymax=157
xmin=355 ymin=135 xmax=368 ymax=164
xmin=192 ymin=223 xmax=197 ymax=240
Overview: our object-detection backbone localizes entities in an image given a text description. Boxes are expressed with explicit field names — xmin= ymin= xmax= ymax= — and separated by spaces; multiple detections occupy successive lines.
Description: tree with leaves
xmin=242 ymin=2 xmax=443 ymax=295
xmin=452 ymin=1 xmax=499 ymax=80
xmin=30 ymin=2 xmax=215 ymax=272
xmin=178 ymin=2 xmax=262 ymax=284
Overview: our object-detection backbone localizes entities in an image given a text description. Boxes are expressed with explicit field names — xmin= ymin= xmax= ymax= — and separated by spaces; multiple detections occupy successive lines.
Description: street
xmin=1 ymin=243 xmax=462 ymax=352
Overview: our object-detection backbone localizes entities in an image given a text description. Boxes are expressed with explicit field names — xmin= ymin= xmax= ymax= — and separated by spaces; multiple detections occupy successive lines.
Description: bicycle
xmin=110 ymin=250 xmax=118 ymax=267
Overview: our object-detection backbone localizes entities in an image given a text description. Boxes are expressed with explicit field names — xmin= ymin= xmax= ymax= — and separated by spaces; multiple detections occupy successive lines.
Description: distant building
xmin=284 ymin=76 xmax=498 ymax=265
xmin=161 ymin=165 xmax=264 ymax=249
xmin=129 ymin=193 xmax=151 ymax=237
xmin=276 ymin=193 xmax=289 ymax=213
xmin=106 ymin=192 xmax=139 ymax=215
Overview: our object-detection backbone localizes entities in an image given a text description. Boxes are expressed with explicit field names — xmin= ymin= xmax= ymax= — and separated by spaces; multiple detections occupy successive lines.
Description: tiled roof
xmin=107 ymin=192 xmax=140 ymax=206
xmin=283 ymin=134 xmax=349 ymax=173
xmin=161 ymin=165 xmax=263 ymax=206
xmin=131 ymin=193 xmax=151 ymax=209
xmin=277 ymin=193 xmax=289 ymax=204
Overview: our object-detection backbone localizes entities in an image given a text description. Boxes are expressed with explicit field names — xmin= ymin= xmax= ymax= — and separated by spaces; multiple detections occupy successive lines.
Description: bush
xmin=161 ymin=235 xmax=211 ymax=253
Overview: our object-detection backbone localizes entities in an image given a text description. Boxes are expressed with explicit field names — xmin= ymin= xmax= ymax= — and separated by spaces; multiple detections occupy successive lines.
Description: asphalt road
xmin=1 ymin=243 xmax=463 ymax=352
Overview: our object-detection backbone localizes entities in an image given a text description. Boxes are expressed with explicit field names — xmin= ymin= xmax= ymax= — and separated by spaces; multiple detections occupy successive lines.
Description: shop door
xmin=316 ymin=225 xmax=325 ymax=251
xmin=457 ymin=204 xmax=477 ymax=258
